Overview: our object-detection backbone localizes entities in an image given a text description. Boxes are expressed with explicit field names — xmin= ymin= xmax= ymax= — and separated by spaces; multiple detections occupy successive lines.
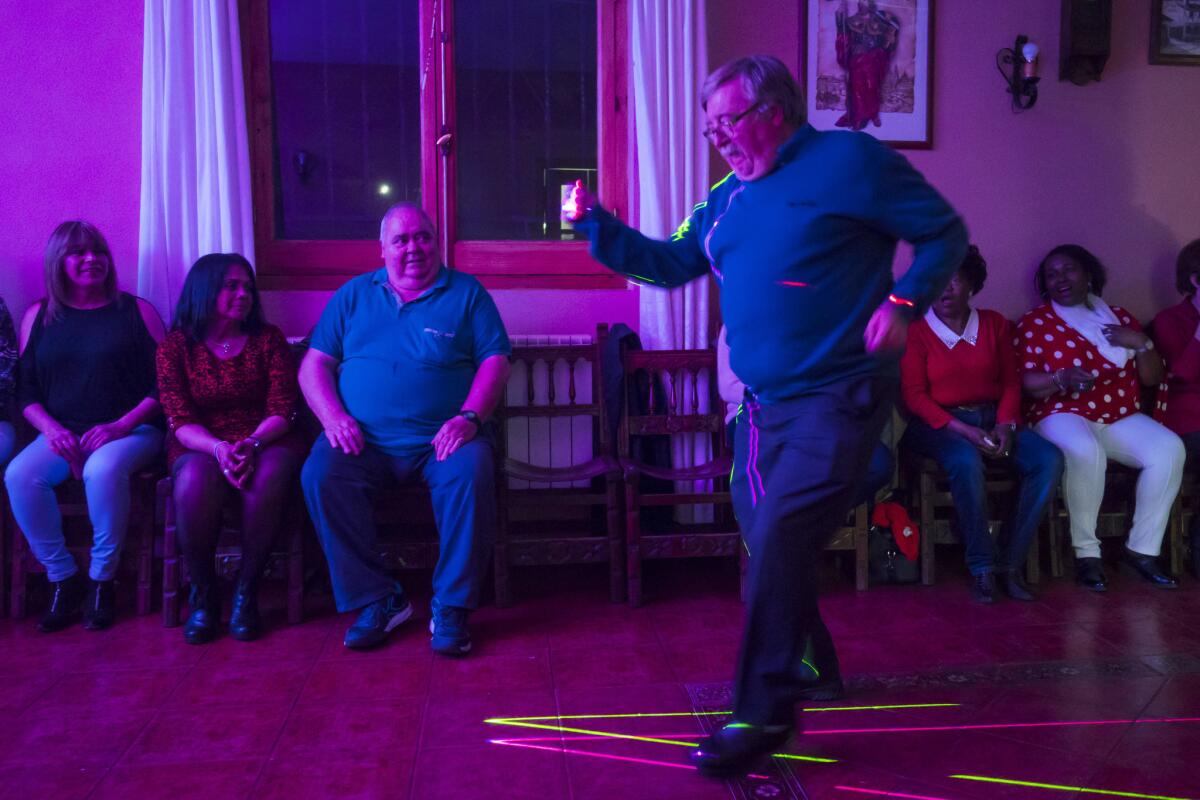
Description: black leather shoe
xmin=38 ymin=572 xmax=85 ymax=633
xmin=183 ymin=584 xmax=221 ymax=645
xmin=228 ymin=582 xmax=261 ymax=641
xmin=82 ymin=580 xmax=116 ymax=631
xmin=969 ymin=572 xmax=996 ymax=604
xmin=689 ymin=722 xmax=793 ymax=777
xmin=1121 ymin=548 xmax=1179 ymax=589
xmin=1075 ymin=557 xmax=1108 ymax=592
xmin=1001 ymin=570 xmax=1035 ymax=602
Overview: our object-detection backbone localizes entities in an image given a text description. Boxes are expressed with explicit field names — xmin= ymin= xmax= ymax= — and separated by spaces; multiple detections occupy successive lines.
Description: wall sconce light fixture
xmin=997 ymin=35 xmax=1040 ymax=111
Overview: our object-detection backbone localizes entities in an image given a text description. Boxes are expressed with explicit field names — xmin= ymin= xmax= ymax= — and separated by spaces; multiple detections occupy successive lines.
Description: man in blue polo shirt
xmin=567 ymin=55 xmax=966 ymax=775
xmin=299 ymin=202 xmax=511 ymax=655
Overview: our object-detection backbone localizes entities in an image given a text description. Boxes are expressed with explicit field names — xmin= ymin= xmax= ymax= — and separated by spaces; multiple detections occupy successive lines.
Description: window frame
xmin=239 ymin=0 xmax=628 ymax=291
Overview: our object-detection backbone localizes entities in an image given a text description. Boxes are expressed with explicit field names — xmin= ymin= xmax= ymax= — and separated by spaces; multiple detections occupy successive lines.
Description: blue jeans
xmin=901 ymin=406 xmax=1063 ymax=575
xmin=4 ymin=425 xmax=164 ymax=582
xmin=301 ymin=433 xmax=497 ymax=613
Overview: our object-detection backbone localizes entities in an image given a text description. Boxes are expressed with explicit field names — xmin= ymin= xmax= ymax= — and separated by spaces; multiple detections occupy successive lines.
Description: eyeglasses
xmin=702 ymin=104 xmax=762 ymax=143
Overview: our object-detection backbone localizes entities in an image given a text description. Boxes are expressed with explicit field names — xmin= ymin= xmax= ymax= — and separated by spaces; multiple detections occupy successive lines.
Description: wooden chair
xmin=158 ymin=476 xmax=307 ymax=626
xmin=8 ymin=468 xmax=160 ymax=618
xmin=494 ymin=325 xmax=623 ymax=606
xmin=618 ymin=348 xmax=744 ymax=607
xmin=827 ymin=504 xmax=872 ymax=592
xmin=1168 ymin=463 xmax=1199 ymax=578
xmin=902 ymin=453 xmax=1054 ymax=585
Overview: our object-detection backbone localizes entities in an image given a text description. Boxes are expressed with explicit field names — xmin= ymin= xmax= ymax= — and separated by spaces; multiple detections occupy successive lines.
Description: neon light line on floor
xmin=804 ymin=716 xmax=1200 ymax=736
xmin=949 ymin=774 xmax=1194 ymax=800
xmin=485 ymin=720 xmax=837 ymax=763
xmin=488 ymin=738 xmax=771 ymax=780
xmin=484 ymin=703 xmax=958 ymax=724
xmin=835 ymin=785 xmax=957 ymax=800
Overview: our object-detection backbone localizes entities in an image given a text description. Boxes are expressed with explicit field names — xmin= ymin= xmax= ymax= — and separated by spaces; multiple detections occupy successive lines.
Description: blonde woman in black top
xmin=4 ymin=221 xmax=165 ymax=632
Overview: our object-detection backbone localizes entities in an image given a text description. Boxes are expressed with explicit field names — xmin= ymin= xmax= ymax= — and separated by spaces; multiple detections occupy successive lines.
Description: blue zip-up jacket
xmin=576 ymin=124 xmax=968 ymax=404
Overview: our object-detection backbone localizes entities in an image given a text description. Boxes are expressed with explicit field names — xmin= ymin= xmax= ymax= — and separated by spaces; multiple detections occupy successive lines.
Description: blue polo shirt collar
xmin=372 ymin=265 xmax=452 ymax=303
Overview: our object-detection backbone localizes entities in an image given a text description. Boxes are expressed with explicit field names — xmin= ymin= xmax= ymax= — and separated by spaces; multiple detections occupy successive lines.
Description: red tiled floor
xmin=0 ymin=556 xmax=1195 ymax=798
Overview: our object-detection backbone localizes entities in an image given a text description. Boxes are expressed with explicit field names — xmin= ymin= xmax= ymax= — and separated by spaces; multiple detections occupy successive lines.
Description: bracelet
xmin=247 ymin=436 xmax=263 ymax=451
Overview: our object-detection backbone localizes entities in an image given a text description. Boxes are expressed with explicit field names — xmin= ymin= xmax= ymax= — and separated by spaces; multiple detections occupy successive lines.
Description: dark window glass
xmin=269 ymin=0 xmax=421 ymax=239
xmin=453 ymin=0 xmax=597 ymax=241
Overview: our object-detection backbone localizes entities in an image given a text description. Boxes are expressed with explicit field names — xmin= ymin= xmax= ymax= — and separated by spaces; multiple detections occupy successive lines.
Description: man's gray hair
xmin=701 ymin=55 xmax=806 ymax=127
xmin=379 ymin=201 xmax=436 ymax=242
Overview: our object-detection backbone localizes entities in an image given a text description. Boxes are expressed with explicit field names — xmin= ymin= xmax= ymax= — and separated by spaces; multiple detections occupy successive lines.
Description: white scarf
xmin=1051 ymin=294 xmax=1132 ymax=367
xmin=924 ymin=307 xmax=979 ymax=349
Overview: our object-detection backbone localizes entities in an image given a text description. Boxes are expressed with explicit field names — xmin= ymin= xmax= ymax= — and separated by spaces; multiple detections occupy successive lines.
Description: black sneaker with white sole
xmin=429 ymin=597 xmax=472 ymax=656
xmin=343 ymin=591 xmax=413 ymax=649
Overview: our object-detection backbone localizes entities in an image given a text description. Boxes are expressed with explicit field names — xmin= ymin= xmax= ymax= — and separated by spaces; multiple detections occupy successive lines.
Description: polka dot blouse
xmin=1015 ymin=303 xmax=1142 ymax=426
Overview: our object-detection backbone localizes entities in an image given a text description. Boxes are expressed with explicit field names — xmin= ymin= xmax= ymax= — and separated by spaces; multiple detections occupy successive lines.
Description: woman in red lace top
xmin=156 ymin=253 xmax=303 ymax=644
xmin=1017 ymin=245 xmax=1183 ymax=592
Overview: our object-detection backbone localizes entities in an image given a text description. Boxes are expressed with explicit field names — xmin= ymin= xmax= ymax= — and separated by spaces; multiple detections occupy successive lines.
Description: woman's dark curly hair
xmin=1174 ymin=239 xmax=1200 ymax=296
xmin=170 ymin=253 xmax=264 ymax=342
xmin=1035 ymin=244 xmax=1107 ymax=298
xmin=958 ymin=244 xmax=987 ymax=295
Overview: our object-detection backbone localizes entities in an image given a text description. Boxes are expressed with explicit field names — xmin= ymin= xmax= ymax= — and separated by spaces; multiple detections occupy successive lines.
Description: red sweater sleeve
xmin=900 ymin=324 xmax=954 ymax=428
xmin=263 ymin=326 xmax=299 ymax=423
xmin=995 ymin=316 xmax=1022 ymax=425
xmin=1151 ymin=304 xmax=1200 ymax=382
xmin=155 ymin=331 xmax=201 ymax=431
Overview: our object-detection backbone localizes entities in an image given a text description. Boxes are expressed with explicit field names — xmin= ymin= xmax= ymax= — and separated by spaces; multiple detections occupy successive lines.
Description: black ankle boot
xmin=1120 ymin=547 xmax=1179 ymax=589
xmin=228 ymin=581 xmax=261 ymax=642
xmin=1002 ymin=570 xmax=1036 ymax=602
xmin=38 ymin=572 xmax=85 ymax=633
xmin=82 ymin=580 xmax=116 ymax=631
xmin=183 ymin=584 xmax=220 ymax=645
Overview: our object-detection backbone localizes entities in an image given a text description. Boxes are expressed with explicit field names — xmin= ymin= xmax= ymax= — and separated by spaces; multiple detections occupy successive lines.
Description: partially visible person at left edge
xmin=5 ymin=221 xmax=165 ymax=633
xmin=566 ymin=55 xmax=966 ymax=776
xmin=0 ymin=295 xmax=17 ymax=467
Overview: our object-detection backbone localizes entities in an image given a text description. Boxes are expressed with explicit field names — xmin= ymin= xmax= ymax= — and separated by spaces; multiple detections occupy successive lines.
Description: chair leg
xmin=607 ymin=479 xmax=625 ymax=604
xmin=493 ymin=539 xmax=512 ymax=609
xmin=625 ymin=482 xmax=642 ymax=608
xmin=919 ymin=471 xmax=936 ymax=586
xmin=1169 ymin=495 xmax=1184 ymax=578
xmin=1048 ymin=492 xmax=1064 ymax=579
xmin=10 ymin=523 xmax=26 ymax=620
xmin=162 ymin=498 xmax=180 ymax=627
xmin=287 ymin=522 xmax=304 ymax=625
xmin=853 ymin=503 xmax=869 ymax=591
xmin=136 ymin=490 xmax=153 ymax=616
xmin=1025 ymin=530 xmax=1041 ymax=584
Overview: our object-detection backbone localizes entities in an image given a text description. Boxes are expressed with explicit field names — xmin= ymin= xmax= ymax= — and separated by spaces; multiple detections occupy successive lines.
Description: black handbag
xmin=868 ymin=524 xmax=920 ymax=584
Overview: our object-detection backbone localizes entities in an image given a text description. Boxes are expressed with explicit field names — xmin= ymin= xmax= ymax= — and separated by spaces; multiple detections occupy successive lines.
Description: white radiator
xmin=505 ymin=334 xmax=595 ymax=489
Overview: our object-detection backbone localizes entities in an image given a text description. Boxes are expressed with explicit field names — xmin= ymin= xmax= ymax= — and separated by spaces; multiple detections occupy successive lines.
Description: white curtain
xmin=630 ymin=1 xmax=711 ymax=518
xmin=138 ymin=0 xmax=254 ymax=320
xmin=631 ymin=0 xmax=709 ymax=352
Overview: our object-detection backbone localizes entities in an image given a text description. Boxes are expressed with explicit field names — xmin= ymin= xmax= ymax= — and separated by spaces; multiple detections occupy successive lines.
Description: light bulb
xmin=378 ymin=183 xmax=391 ymax=196
xmin=1021 ymin=42 xmax=1039 ymax=62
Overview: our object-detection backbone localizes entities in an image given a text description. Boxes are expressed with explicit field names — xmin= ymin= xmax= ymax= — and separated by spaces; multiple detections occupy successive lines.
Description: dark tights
xmin=172 ymin=441 xmax=305 ymax=587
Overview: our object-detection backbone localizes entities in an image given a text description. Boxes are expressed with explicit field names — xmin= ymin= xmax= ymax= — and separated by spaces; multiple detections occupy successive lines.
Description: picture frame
xmin=1150 ymin=0 xmax=1200 ymax=65
xmin=800 ymin=0 xmax=934 ymax=149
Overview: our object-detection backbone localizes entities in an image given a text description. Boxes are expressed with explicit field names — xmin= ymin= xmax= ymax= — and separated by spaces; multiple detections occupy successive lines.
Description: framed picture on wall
xmin=1150 ymin=0 xmax=1200 ymax=65
xmin=801 ymin=0 xmax=934 ymax=148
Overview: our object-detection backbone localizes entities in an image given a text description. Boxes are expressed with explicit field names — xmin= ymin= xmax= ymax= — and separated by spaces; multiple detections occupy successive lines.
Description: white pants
xmin=1035 ymin=412 xmax=1184 ymax=558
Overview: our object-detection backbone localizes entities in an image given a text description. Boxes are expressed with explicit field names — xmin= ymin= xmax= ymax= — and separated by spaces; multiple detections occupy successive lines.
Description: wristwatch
xmin=458 ymin=410 xmax=481 ymax=429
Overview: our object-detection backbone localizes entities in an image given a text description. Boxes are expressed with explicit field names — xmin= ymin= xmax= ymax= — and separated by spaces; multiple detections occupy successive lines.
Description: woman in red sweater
xmin=156 ymin=253 xmax=304 ymax=644
xmin=1148 ymin=238 xmax=1200 ymax=578
xmin=901 ymin=246 xmax=1063 ymax=603
xmin=1018 ymin=245 xmax=1182 ymax=592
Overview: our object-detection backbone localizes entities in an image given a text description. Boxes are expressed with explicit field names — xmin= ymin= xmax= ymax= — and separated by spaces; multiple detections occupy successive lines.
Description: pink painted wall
xmin=2 ymin=0 xmax=1195 ymax=335
xmin=0 ymin=0 xmax=145 ymax=322
xmin=708 ymin=0 xmax=1200 ymax=322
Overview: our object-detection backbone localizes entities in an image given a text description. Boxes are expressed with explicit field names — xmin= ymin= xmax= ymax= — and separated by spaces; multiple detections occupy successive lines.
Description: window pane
xmin=454 ymin=0 xmax=597 ymax=241
xmin=269 ymin=0 xmax=421 ymax=240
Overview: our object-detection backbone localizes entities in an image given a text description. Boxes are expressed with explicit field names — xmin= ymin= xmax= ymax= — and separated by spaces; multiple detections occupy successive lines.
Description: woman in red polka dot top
xmin=1017 ymin=245 xmax=1183 ymax=592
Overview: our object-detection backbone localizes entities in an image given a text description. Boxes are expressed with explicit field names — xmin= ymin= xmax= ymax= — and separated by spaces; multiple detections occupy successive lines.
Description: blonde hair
xmin=42 ymin=221 xmax=118 ymax=321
